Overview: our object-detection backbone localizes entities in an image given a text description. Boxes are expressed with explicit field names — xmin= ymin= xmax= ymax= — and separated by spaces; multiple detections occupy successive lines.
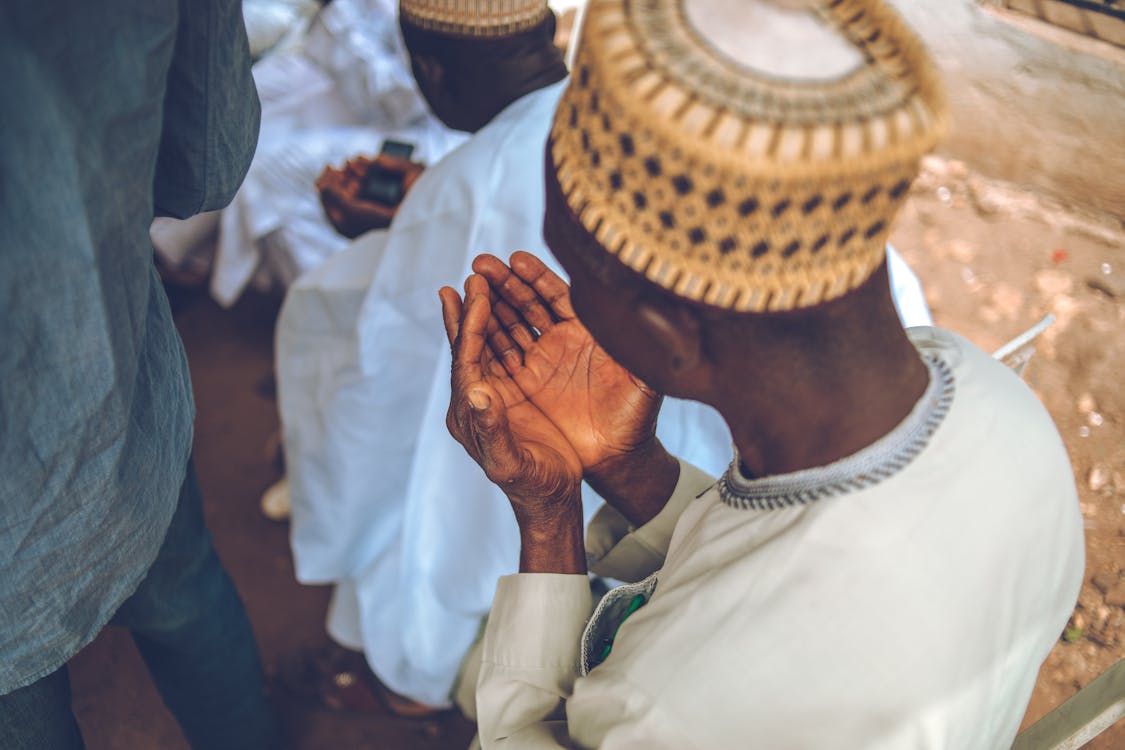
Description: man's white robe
xmin=276 ymin=80 xmax=933 ymax=705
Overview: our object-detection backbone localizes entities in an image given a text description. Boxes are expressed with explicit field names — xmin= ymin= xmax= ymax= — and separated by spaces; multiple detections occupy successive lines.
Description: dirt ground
xmin=67 ymin=158 xmax=1123 ymax=748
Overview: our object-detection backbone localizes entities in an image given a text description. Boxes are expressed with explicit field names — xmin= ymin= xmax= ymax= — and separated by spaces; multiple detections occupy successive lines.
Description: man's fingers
xmin=452 ymin=275 xmax=491 ymax=382
xmin=484 ymin=311 xmax=523 ymax=370
xmin=473 ymin=254 xmax=556 ymax=332
xmin=510 ymin=251 xmax=577 ymax=321
xmin=439 ymin=286 xmax=463 ymax=348
xmin=491 ymin=296 xmax=537 ymax=353
xmin=462 ymin=383 xmax=525 ymax=481
xmin=344 ymin=156 xmax=373 ymax=179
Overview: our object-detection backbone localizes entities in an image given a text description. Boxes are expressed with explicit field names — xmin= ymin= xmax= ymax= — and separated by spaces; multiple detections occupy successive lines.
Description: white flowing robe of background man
xmin=152 ymin=0 xmax=465 ymax=306
xmin=276 ymin=79 xmax=933 ymax=707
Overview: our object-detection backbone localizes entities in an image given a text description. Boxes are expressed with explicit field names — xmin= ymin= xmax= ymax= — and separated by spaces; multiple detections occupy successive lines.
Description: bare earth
xmin=68 ymin=159 xmax=1123 ymax=747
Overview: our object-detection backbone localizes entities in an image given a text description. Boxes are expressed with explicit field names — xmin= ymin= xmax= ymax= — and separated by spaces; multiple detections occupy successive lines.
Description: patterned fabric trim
xmin=718 ymin=354 xmax=955 ymax=510
xmin=400 ymin=0 xmax=548 ymax=37
xmin=580 ymin=573 xmax=659 ymax=676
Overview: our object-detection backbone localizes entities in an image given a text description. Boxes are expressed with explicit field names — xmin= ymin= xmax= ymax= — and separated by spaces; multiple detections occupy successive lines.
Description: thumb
xmin=467 ymin=387 xmax=492 ymax=413
xmin=465 ymin=385 xmax=522 ymax=477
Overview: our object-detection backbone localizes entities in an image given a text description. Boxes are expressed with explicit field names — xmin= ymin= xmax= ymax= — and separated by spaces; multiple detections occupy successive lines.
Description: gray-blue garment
xmin=0 ymin=0 xmax=260 ymax=693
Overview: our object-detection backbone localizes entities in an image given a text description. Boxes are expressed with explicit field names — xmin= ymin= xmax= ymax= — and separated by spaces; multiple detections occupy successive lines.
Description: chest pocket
xmin=580 ymin=573 xmax=658 ymax=676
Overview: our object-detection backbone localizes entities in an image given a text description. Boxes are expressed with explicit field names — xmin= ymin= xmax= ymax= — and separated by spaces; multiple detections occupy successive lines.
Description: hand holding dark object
xmin=316 ymin=154 xmax=424 ymax=239
xmin=470 ymin=252 xmax=681 ymax=526
xmin=440 ymin=274 xmax=586 ymax=574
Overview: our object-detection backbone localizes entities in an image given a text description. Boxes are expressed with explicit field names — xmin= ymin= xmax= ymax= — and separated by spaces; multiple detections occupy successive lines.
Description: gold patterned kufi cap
xmin=550 ymin=0 xmax=947 ymax=312
xmin=400 ymin=0 xmax=550 ymax=37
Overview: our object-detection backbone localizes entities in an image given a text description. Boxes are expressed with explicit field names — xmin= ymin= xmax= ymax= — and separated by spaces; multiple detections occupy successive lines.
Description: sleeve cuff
xmin=586 ymin=458 xmax=716 ymax=581
xmin=482 ymin=574 xmax=593 ymax=670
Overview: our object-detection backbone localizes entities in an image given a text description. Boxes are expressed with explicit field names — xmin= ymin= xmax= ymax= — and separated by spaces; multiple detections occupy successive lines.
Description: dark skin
xmin=315 ymin=16 xmax=567 ymax=239
xmin=315 ymin=153 xmax=425 ymax=239
xmin=401 ymin=15 xmax=568 ymax=133
xmin=442 ymin=150 xmax=929 ymax=575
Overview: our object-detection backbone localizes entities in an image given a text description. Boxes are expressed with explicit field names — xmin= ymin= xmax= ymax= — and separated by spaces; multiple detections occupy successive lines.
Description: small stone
xmin=1077 ymin=393 xmax=1097 ymax=413
xmin=1089 ymin=412 xmax=1105 ymax=427
xmin=1106 ymin=582 xmax=1125 ymax=609
xmin=1079 ymin=426 xmax=1091 ymax=438
xmin=1102 ymin=262 xmax=1113 ymax=275
xmin=1089 ymin=466 xmax=1110 ymax=491
xmin=937 ymin=186 xmax=952 ymax=204
xmin=1036 ymin=269 xmax=1074 ymax=296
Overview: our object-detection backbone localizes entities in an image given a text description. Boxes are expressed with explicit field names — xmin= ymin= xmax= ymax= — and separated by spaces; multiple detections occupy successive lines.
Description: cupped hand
xmin=440 ymin=274 xmax=584 ymax=527
xmin=470 ymin=251 xmax=663 ymax=477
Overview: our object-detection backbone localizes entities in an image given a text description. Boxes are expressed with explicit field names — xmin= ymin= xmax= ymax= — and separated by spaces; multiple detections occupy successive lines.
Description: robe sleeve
xmin=153 ymin=0 xmax=261 ymax=218
xmin=472 ymin=460 xmax=716 ymax=749
xmin=475 ymin=573 xmax=700 ymax=749
xmin=475 ymin=574 xmax=591 ymax=749
xmin=585 ymin=459 xmax=715 ymax=582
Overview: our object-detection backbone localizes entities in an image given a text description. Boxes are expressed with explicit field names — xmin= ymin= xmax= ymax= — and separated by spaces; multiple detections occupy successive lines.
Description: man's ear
xmin=635 ymin=298 xmax=705 ymax=379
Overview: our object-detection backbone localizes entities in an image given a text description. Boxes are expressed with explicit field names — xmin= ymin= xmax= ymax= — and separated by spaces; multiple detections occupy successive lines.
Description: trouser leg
xmin=113 ymin=459 xmax=280 ymax=750
xmin=0 ymin=666 xmax=85 ymax=750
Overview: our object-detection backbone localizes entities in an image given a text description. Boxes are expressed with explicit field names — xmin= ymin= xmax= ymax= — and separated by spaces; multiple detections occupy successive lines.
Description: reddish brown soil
xmin=67 ymin=161 xmax=1122 ymax=747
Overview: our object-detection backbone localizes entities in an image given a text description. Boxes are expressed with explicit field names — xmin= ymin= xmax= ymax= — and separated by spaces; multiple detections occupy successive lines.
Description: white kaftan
xmin=277 ymin=79 xmax=933 ymax=706
xmin=473 ymin=328 xmax=1085 ymax=749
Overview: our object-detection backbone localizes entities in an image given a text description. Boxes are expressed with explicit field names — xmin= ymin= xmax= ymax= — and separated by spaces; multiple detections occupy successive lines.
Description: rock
xmin=1036 ymin=269 xmax=1074 ymax=297
xmin=1107 ymin=582 xmax=1125 ymax=609
xmin=1088 ymin=271 xmax=1125 ymax=299
xmin=1089 ymin=465 xmax=1111 ymax=492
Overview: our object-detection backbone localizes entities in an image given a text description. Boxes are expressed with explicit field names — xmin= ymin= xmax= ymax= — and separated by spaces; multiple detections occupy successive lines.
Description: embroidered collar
xmin=718 ymin=355 xmax=955 ymax=511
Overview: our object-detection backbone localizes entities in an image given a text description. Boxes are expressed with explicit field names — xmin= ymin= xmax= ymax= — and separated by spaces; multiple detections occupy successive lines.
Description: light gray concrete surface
xmin=891 ymin=0 xmax=1124 ymax=221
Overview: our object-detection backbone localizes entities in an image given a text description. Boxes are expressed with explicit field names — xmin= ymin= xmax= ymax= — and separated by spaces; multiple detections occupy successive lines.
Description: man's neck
xmin=474 ymin=56 xmax=567 ymax=131
xmin=710 ymin=271 xmax=930 ymax=479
